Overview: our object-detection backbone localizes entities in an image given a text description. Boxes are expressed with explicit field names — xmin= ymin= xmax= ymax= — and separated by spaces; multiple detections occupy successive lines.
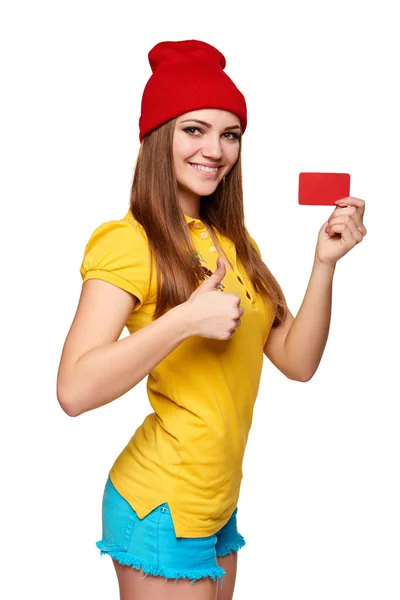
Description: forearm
xmin=284 ymin=257 xmax=336 ymax=381
xmin=60 ymin=304 xmax=191 ymax=417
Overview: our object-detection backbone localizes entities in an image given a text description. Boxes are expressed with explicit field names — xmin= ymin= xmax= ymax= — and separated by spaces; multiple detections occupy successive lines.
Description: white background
xmin=1 ymin=1 xmax=399 ymax=598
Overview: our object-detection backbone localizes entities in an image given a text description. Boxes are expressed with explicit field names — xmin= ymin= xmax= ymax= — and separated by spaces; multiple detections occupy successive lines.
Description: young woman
xmin=57 ymin=39 xmax=367 ymax=600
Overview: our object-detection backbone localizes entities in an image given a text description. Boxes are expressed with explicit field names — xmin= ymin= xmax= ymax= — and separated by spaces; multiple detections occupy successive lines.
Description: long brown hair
xmin=129 ymin=118 xmax=288 ymax=327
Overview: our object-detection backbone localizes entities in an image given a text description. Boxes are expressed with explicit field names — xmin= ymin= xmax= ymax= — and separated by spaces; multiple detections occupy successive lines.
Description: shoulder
xmin=80 ymin=209 xmax=150 ymax=278
xmin=84 ymin=210 xmax=146 ymax=248
xmin=82 ymin=209 xmax=147 ymax=254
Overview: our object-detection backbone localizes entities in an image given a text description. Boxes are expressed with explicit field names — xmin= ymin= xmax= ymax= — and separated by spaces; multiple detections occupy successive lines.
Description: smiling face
xmin=172 ymin=109 xmax=242 ymax=212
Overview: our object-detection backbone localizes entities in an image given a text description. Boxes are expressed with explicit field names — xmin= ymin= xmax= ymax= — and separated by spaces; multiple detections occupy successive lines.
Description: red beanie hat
xmin=139 ymin=39 xmax=247 ymax=142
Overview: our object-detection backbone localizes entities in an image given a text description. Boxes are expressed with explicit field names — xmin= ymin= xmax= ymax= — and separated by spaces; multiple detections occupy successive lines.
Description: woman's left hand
xmin=315 ymin=197 xmax=367 ymax=267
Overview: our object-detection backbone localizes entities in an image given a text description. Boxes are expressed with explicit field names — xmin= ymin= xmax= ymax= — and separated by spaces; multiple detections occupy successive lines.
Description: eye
xmin=222 ymin=132 xmax=241 ymax=141
xmin=184 ymin=127 xmax=202 ymax=136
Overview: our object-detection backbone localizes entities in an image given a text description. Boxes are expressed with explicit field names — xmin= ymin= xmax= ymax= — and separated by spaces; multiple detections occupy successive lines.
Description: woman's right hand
xmin=182 ymin=259 xmax=244 ymax=340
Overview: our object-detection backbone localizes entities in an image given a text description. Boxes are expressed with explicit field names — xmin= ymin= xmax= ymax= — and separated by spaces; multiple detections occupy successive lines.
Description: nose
xmin=201 ymin=133 xmax=223 ymax=160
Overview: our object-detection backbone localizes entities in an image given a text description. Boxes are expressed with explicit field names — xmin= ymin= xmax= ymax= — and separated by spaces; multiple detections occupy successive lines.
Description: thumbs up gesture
xmin=183 ymin=259 xmax=244 ymax=340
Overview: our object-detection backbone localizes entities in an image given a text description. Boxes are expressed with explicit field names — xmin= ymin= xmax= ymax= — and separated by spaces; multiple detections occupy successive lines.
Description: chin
xmin=181 ymin=179 xmax=221 ymax=197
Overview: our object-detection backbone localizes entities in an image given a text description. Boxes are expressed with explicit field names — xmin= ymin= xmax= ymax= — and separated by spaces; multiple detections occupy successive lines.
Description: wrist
xmin=313 ymin=254 xmax=337 ymax=275
xmin=168 ymin=302 xmax=196 ymax=340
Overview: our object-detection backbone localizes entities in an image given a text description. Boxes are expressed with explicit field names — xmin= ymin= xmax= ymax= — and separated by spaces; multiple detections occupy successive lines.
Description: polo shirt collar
xmin=183 ymin=213 xmax=199 ymax=225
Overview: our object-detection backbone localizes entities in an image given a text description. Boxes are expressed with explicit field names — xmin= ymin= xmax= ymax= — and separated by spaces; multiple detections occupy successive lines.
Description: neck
xmin=178 ymin=188 xmax=201 ymax=220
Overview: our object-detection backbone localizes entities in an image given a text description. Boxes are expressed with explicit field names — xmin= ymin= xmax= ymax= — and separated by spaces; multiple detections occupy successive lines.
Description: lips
xmin=189 ymin=162 xmax=221 ymax=169
xmin=188 ymin=163 xmax=222 ymax=176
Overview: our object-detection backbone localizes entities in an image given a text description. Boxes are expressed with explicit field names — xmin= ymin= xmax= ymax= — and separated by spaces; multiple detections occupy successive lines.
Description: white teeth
xmin=191 ymin=164 xmax=219 ymax=173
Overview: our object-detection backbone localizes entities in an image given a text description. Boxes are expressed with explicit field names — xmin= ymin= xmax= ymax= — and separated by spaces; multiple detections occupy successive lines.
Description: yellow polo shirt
xmin=80 ymin=209 xmax=275 ymax=537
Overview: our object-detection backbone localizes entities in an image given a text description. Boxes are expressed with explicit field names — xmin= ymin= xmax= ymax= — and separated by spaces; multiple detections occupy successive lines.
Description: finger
xmin=234 ymin=307 xmax=243 ymax=320
xmin=327 ymin=214 xmax=365 ymax=240
xmin=328 ymin=206 xmax=356 ymax=221
xmin=327 ymin=220 xmax=363 ymax=244
xmin=329 ymin=206 xmax=366 ymax=233
xmin=335 ymin=196 xmax=366 ymax=217
xmin=200 ymin=258 xmax=226 ymax=290
xmin=326 ymin=223 xmax=355 ymax=245
xmin=343 ymin=216 xmax=364 ymax=242
xmin=230 ymin=293 xmax=242 ymax=306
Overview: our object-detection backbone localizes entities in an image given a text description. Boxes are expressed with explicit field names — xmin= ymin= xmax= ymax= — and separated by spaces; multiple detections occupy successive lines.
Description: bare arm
xmin=57 ymin=279 xmax=191 ymax=417
xmin=264 ymin=258 xmax=335 ymax=382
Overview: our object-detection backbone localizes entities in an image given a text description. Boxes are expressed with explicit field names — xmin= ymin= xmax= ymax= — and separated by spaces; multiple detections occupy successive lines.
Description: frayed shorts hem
xmin=215 ymin=533 xmax=246 ymax=557
xmin=96 ymin=544 xmax=226 ymax=585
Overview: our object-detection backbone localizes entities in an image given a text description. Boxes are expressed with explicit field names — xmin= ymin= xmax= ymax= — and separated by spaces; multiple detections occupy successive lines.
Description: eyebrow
xmin=179 ymin=118 xmax=242 ymax=132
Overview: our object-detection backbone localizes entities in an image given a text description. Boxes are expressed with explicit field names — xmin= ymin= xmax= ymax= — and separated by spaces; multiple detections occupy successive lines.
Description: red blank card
xmin=299 ymin=172 xmax=350 ymax=206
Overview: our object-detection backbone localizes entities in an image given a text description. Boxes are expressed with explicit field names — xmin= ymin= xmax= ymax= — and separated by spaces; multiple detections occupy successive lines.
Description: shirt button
xmin=200 ymin=232 xmax=208 ymax=239
xmin=209 ymin=246 xmax=216 ymax=252
xmin=193 ymin=222 xmax=203 ymax=229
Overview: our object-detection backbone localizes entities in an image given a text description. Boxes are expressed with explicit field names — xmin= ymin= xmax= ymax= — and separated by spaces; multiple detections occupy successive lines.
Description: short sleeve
xmin=80 ymin=218 xmax=151 ymax=311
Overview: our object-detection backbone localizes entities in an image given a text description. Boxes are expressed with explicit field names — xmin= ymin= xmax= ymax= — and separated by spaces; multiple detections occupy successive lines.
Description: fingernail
xmin=335 ymin=200 xmax=345 ymax=205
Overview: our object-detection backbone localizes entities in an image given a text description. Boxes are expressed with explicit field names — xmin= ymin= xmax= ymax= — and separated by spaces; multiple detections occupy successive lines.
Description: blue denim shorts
xmin=96 ymin=475 xmax=246 ymax=584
